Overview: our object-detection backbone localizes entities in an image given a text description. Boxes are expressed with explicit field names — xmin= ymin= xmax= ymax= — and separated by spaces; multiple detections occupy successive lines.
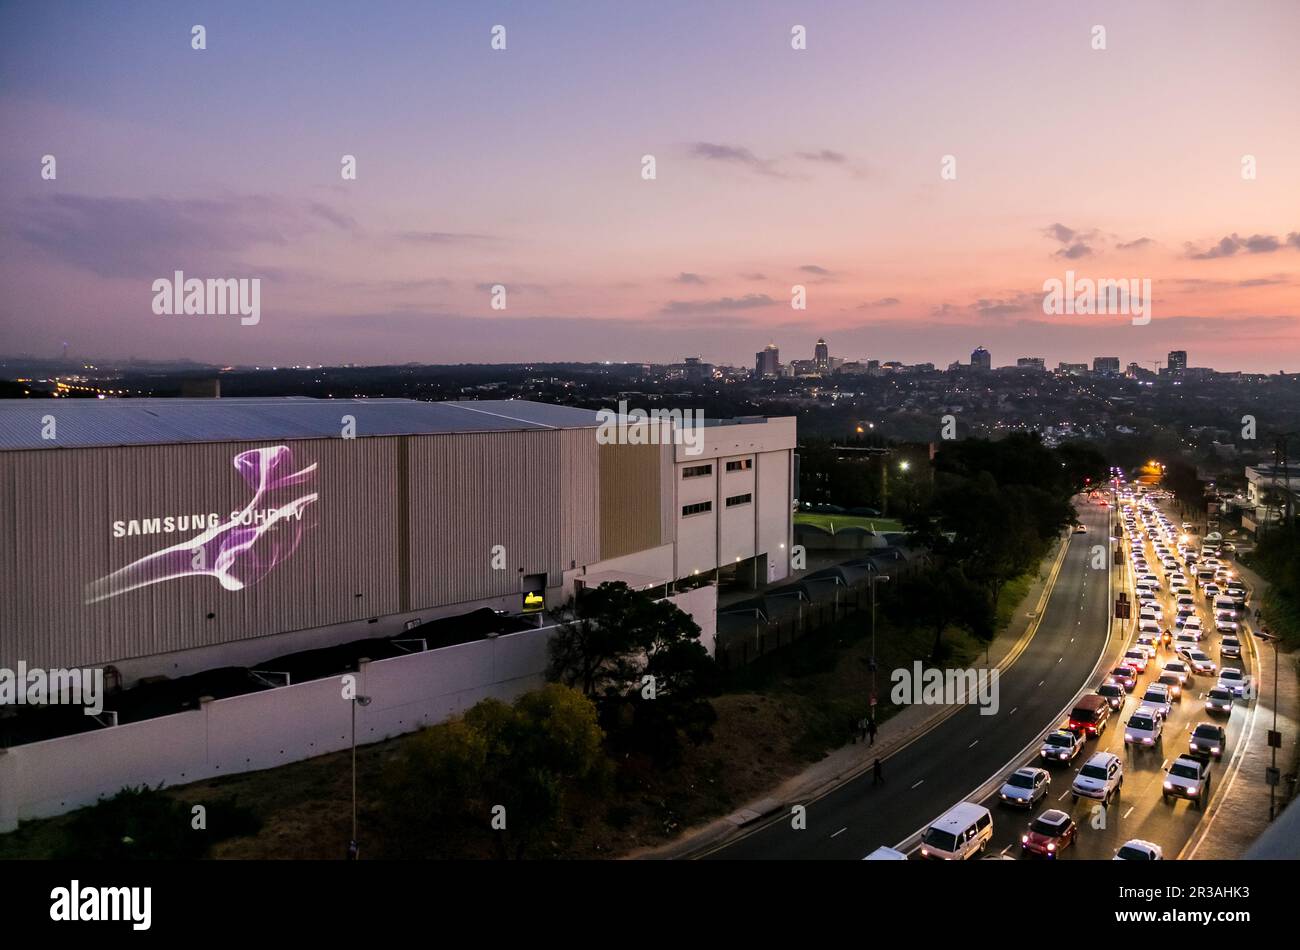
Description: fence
xmin=714 ymin=560 xmax=917 ymax=669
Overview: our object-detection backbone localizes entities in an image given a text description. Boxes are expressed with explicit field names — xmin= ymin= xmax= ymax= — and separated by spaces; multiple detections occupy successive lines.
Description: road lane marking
xmin=968 ymin=739 xmax=979 ymax=748
xmin=1123 ymin=806 xmax=1134 ymax=819
xmin=910 ymin=779 xmax=924 ymax=790
xmin=1009 ymin=706 xmax=1018 ymax=716
xmin=1058 ymin=790 xmax=1070 ymax=801
xmin=831 ymin=827 xmax=846 ymax=838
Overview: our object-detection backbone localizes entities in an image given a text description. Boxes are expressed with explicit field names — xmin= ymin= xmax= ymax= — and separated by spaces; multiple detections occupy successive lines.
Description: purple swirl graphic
xmin=86 ymin=445 xmax=319 ymax=604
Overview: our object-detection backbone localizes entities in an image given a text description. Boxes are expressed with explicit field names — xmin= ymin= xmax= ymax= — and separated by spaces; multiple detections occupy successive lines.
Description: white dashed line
xmin=968 ymin=739 xmax=979 ymax=748
xmin=1009 ymin=706 xmax=1018 ymax=716
xmin=910 ymin=779 xmax=924 ymax=790
xmin=831 ymin=827 xmax=847 ymax=838
xmin=1123 ymin=806 xmax=1134 ymax=819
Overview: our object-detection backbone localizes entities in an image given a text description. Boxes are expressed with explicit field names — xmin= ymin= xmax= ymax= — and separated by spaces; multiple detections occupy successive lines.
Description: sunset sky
xmin=2 ymin=0 xmax=1298 ymax=371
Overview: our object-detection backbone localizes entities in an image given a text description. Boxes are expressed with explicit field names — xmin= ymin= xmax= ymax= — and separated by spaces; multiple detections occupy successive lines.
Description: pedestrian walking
xmin=872 ymin=757 xmax=884 ymax=785
xmin=867 ymin=718 xmax=878 ymax=746
xmin=857 ymin=717 xmax=869 ymax=743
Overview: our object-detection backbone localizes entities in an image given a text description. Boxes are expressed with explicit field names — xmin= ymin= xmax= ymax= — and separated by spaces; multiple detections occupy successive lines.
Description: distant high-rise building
xmin=971 ymin=346 xmax=992 ymax=371
xmin=682 ymin=356 xmax=712 ymax=382
xmin=1093 ymin=356 xmax=1120 ymax=375
xmin=1057 ymin=362 xmax=1089 ymax=375
xmin=1167 ymin=350 xmax=1188 ymax=374
xmin=814 ymin=338 xmax=829 ymax=373
xmin=755 ymin=343 xmax=780 ymax=378
xmin=1016 ymin=357 xmax=1046 ymax=371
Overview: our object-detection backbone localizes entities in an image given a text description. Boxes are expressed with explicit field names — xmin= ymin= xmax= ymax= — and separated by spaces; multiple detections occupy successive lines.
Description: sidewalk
xmin=629 ymin=531 xmax=1073 ymax=859
xmin=1182 ymin=559 xmax=1300 ymax=858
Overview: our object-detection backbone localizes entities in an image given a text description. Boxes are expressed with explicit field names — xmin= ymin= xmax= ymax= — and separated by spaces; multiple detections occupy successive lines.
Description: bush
xmin=53 ymin=785 xmax=260 ymax=860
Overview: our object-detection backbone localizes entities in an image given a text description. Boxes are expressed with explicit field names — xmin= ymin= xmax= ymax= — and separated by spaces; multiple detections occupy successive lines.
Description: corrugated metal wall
xmin=598 ymin=442 xmax=664 ymax=559
xmin=405 ymin=428 xmax=599 ymax=606
xmin=0 ymin=427 xmax=601 ymax=670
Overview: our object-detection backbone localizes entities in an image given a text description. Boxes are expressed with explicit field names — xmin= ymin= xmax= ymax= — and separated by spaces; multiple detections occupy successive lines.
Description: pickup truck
xmin=1163 ymin=754 xmax=1212 ymax=809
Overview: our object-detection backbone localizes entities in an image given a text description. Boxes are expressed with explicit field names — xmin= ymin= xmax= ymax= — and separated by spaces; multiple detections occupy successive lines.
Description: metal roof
xmin=0 ymin=398 xmax=605 ymax=450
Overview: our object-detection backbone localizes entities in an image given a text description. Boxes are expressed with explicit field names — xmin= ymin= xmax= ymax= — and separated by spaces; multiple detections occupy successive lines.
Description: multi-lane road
xmin=973 ymin=493 xmax=1259 ymax=860
xmin=705 ymin=490 xmax=1260 ymax=860
xmin=706 ymin=496 xmax=1115 ymax=859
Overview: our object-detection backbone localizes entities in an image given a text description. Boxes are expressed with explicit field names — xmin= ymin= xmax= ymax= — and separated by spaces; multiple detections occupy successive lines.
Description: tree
xmin=548 ymin=581 xmax=719 ymax=763
xmin=381 ymin=684 xmax=607 ymax=859
xmin=890 ymin=564 xmax=993 ymax=661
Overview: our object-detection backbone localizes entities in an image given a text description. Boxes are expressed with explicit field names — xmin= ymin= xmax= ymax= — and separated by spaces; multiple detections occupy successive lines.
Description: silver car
xmin=999 ymin=766 xmax=1050 ymax=808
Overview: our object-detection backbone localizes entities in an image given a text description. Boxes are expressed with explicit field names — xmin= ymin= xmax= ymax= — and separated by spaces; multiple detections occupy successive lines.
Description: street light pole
xmin=869 ymin=567 xmax=890 ymax=723
xmin=349 ymin=694 xmax=372 ymax=859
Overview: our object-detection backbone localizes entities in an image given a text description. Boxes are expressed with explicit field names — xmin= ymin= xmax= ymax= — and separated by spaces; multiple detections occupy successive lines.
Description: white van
xmin=918 ymin=802 xmax=993 ymax=860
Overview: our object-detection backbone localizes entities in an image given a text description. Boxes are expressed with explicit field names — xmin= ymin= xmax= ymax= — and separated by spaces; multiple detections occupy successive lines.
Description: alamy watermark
xmin=152 ymin=270 xmax=260 ymax=326
xmin=595 ymin=400 xmax=704 ymax=456
xmin=890 ymin=662 xmax=1000 ymax=716
xmin=1042 ymin=270 xmax=1151 ymax=325
xmin=1 ymin=663 xmax=105 ymax=716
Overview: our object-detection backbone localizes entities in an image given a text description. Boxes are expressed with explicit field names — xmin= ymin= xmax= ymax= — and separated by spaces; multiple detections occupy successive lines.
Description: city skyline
xmin=2 ymin=1 xmax=1298 ymax=374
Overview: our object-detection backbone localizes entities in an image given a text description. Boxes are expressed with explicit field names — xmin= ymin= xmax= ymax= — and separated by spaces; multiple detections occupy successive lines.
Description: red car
xmin=1021 ymin=809 xmax=1077 ymax=858
xmin=1111 ymin=665 xmax=1138 ymax=691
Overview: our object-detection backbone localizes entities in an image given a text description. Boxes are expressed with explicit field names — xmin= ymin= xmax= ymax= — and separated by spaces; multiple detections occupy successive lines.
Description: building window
xmin=726 ymin=459 xmax=753 ymax=472
xmin=725 ymin=493 xmax=753 ymax=508
xmin=682 ymin=501 xmax=713 ymax=517
xmin=682 ymin=464 xmax=713 ymax=478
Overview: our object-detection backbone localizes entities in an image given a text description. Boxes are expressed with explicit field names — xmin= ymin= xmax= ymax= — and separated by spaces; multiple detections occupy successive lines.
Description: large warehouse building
xmin=0 ymin=398 xmax=796 ymax=683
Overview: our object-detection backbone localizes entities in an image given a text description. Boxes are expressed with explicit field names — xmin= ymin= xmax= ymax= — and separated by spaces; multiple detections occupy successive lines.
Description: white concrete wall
xmin=0 ymin=580 xmax=721 ymax=833
xmin=667 ymin=584 xmax=718 ymax=656
xmin=0 ymin=627 xmax=552 ymax=833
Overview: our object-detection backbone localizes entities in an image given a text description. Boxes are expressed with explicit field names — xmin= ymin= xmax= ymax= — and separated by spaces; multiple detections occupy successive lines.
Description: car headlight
xmin=1060 ymin=753 xmax=1068 ymax=759
xmin=1164 ymin=782 xmax=1173 ymax=789
xmin=1143 ymin=738 xmax=1153 ymax=745
xmin=1125 ymin=734 xmax=1133 ymax=741
xmin=1047 ymin=843 xmax=1056 ymax=851
xmin=1021 ymin=835 xmax=1029 ymax=843
xmin=1212 ymin=747 xmax=1220 ymax=754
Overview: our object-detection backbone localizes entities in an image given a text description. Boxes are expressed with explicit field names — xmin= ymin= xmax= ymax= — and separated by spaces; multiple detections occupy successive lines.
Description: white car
xmin=1215 ymin=613 xmax=1239 ymax=633
xmin=1182 ymin=617 xmax=1204 ymax=638
xmin=1140 ymin=683 xmax=1174 ymax=719
xmin=1123 ymin=649 xmax=1149 ymax=673
xmin=1072 ymin=751 xmax=1124 ymax=805
xmin=1184 ymin=649 xmax=1217 ymax=675
xmin=1217 ymin=667 xmax=1249 ymax=698
xmin=1220 ymin=636 xmax=1242 ymax=659
xmin=1041 ymin=729 xmax=1085 ymax=764
xmin=1115 ymin=839 xmax=1165 ymax=861
xmin=1162 ymin=660 xmax=1190 ymax=685
xmin=1125 ymin=706 xmax=1164 ymax=747
xmin=999 ymin=766 xmax=1051 ymax=808
xmin=1163 ymin=755 xmax=1212 ymax=808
